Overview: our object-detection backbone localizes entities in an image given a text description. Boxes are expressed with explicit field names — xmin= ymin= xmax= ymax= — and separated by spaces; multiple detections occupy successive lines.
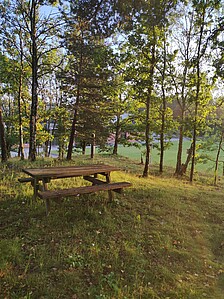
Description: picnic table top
xmin=22 ymin=164 xmax=120 ymax=179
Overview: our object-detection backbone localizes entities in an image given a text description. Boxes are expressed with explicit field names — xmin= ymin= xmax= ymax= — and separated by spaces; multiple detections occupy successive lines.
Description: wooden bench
xmin=20 ymin=164 xmax=132 ymax=215
xmin=38 ymin=181 xmax=132 ymax=200
xmin=18 ymin=177 xmax=34 ymax=184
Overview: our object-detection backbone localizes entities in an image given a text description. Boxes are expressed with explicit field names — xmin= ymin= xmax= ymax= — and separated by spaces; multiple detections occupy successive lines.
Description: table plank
xmin=22 ymin=164 xmax=120 ymax=179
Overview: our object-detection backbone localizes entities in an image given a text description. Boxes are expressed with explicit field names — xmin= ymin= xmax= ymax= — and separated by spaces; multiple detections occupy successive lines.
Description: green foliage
xmin=0 ymin=0 xmax=223 ymax=172
xmin=211 ymin=15 xmax=224 ymax=79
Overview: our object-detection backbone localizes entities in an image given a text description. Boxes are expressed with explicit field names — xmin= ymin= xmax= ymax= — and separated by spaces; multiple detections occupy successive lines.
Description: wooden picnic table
xmin=20 ymin=164 xmax=131 ymax=215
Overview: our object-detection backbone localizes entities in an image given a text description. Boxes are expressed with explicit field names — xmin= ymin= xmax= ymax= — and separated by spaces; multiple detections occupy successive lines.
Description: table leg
xmin=106 ymin=172 xmax=113 ymax=202
xmin=33 ymin=178 xmax=39 ymax=200
xmin=42 ymin=178 xmax=50 ymax=216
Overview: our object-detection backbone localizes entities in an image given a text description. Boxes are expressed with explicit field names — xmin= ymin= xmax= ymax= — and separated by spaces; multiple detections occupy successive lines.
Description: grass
xmin=72 ymin=139 xmax=223 ymax=176
xmin=0 ymin=155 xmax=224 ymax=298
xmin=35 ymin=137 xmax=224 ymax=177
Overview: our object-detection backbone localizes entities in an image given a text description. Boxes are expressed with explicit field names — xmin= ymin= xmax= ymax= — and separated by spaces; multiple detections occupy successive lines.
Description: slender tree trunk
xmin=0 ymin=107 xmax=7 ymax=162
xmin=180 ymin=142 xmax=193 ymax=175
xmin=175 ymin=12 xmax=193 ymax=175
xmin=175 ymin=118 xmax=184 ymax=174
xmin=58 ymin=138 xmax=65 ymax=159
xmin=29 ymin=0 xmax=38 ymax=161
xmin=143 ymin=90 xmax=152 ymax=177
xmin=143 ymin=30 xmax=156 ymax=178
xmin=18 ymin=70 xmax=25 ymax=160
xmin=67 ymin=32 xmax=84 ymax=160
xmin=66 ymin=102 xmax=79 ymax=160
xmin=113 ymin=114 xmax=121 ymax=155
xmin=214 ymin=133 xmax=223 ymax=185
xmin=190 ymin=11 xmax=205 ymax=182
xmin=190 ymin=102 xmax=198 ymax=182
xmin=159 ymin=109 xmax=165 ymax=173
xmin=159 ymin=38 xmax=167 ymax=173
xmin=190 ymin=5 xmax=207 ymax=183
xmin=174 ymin=57 xmax=188 ymax=175
xmin=17 ymin=29 xmax=25 ymax=160
xmin=44 ymin=140 xmax=49 ymax=157
xmin=48 ymin=120 xmax=56 ymax=157
xmin=44 ymin=114 xmax=51 ymax=158
xmin=82 ymin=140 xmax=86 ymax=155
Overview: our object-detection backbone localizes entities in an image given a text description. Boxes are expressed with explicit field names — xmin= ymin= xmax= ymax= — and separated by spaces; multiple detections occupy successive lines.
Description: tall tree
xmin=170 ymin=3 xmax=195 ymax=175
xmin=0 ymin=0 xmax=61 ymax=161
xmin=154 ymin=31 xmax=177 ymax=173
xmin=0 ymin=52 xmax=21 ymax=161
xmin=60 ymin=0 xmax=119 ymax=160
xmin=189 ymin=0 xmax=222 ymax=182
xmin=28 ymin=0 xmax=60 ymax=161
xmin=122 ymin=0 xmax=177 ymax=177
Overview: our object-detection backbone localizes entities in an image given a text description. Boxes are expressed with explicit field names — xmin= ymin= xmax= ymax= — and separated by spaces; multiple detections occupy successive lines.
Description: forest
xmin=0 ymin=0 xmax=224 ymax=182
xmin=1 ymin=1 xmax=224 ymax=298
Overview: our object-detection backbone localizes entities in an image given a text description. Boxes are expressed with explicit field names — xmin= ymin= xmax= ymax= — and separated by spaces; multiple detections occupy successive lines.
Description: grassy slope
xmin=0 ymin=155 xmax=224 ymax=299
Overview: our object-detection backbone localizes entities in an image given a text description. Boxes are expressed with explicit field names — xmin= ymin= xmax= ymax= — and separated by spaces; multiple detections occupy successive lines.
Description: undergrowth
xmin=0 ymin=155 xmax=224 ymax=299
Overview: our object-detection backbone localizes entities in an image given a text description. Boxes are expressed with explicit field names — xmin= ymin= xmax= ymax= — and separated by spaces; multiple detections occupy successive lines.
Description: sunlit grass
xmin=0 ymin=155 xmax=224 ymax=298
xmin=96 ymin=140 xmax=223 ymax=175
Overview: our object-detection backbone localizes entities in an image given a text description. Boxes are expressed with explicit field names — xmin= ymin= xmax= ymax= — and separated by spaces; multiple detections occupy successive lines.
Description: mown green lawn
xmin=0 ymin=155 xmax=224 ymax=298
xmin=99 ymin=140 xmax=223 ymax=175
xmin=48 ymin=138 xmax=223 ymax=176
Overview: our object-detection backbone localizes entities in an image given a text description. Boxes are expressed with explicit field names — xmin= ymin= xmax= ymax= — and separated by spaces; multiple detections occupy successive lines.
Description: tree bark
xmin=190 ymin=8 xmax=205 ymax=183
xmin=18 ymin=41 xmax=25 ymax=160
xmin=66 ymin=103 xmax=79 ymax=160
xmin=159 ymin=108 xmax=165 ymax=173
xmin=175 ymin=11 xmax=193 ymax=175
xmin=29 ymin=0 xmax=38 ymax=161
xmin=113 ymin=114 xmax=121 ymax=155
xmin=180 ymin=143 xmax=193 ymax=175
xmin=159 ymin=38 xmax=167 ymax=173
xmin=143 ymin=91 xmax=151 ymax=177
xmin=214 ymin=133 xmax=223 ymax=185
xmin=143 ymin=29 xmax=156 ymax=178
xmin=175 ymin=119 xmax=184 ymax=174
xmin=0 ymin=107 xmax=7 ymax=162
xmin=67 ymin=31 xmax=84 ymax=160
xmin=82 ymin=140 xmax=86 ymax=155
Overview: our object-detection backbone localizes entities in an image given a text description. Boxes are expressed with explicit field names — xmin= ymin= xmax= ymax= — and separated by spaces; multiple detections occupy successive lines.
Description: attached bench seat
xmin=18 ymin=177 xmax=34 ymax=183
xmin=38 ymin=182 xmax=132 ymax=200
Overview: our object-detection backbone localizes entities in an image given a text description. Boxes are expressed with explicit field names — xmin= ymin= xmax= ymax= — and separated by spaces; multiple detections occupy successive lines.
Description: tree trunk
xmin=91 ymin=133 xmax=95 ymax=159
xmin=159 ymin=113 xmax=165 ymax=173
xmin=67 ymin=105 xmax=79 ymax=160
xmin=18 ymin=66 xmax=25 ymax=160
xmin=159 ymin=38 xmax=167 ymax=173
xmin=190 ymin=107 xmax=197 ymax=182
xmin=48 ymin=120 xmax=57 ymax=157
xmin=214 ymin=133 xmax=223 ymax=185
xmin=82 ymin=141 xmax=86 ymax=155
xmin=174 ymin=12 xmax=193 ymax=175
xmin=0 ymin=107 xmax=7 ymax=162
xmin=175 ymin=120 xmax=184 ymax=174
xmin=180 ymin=142 xmax=193 ymax=175
xmin=143 ymin=29 xmax=156 ymax=178
xmin=67 ymin=45 xmax=83 ymax=160
xmin=58 ymin=138 xmax=65 ymax=159
xmin=143 ymin=91 xmax=152 ymax=177
xmin=29 ymin=0 xmax=38 ymax=161
xmin=189 ymin=6 xmax=205 ymax=183
xmin=113 ymin=114 xmax=121 ymax=155
xmin=17 ymin=29 xmax=25 ymax=160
